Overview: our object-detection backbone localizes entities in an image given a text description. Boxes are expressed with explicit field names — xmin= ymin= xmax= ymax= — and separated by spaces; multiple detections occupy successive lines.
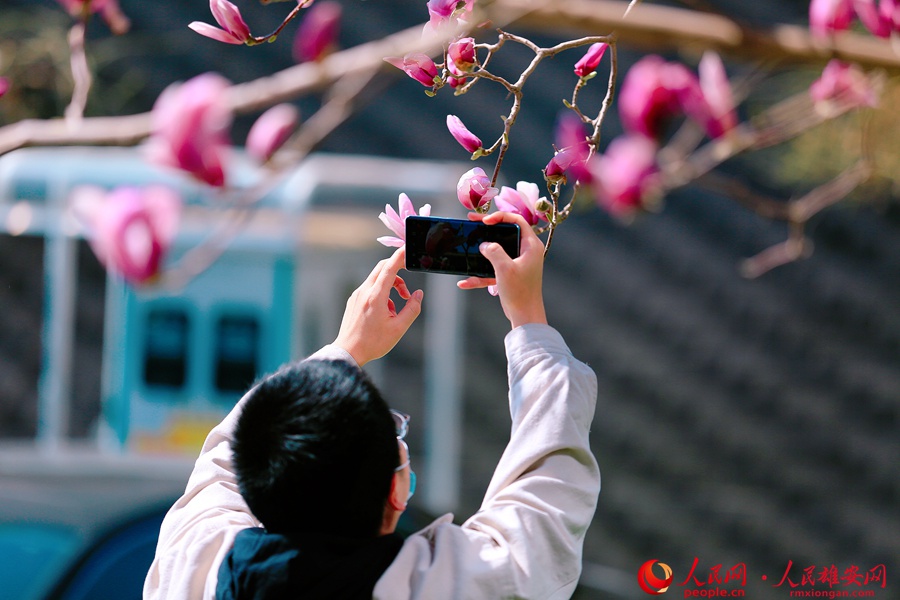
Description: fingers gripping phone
xmin=405 ymin=216 xmax=520 ymax=278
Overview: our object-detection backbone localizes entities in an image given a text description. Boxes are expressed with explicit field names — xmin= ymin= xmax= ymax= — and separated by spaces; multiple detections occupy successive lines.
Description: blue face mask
xmin=391 ymin=409 xmax=416 ymax=502
xmin=407 ymin=470 xmax=417 ymax=501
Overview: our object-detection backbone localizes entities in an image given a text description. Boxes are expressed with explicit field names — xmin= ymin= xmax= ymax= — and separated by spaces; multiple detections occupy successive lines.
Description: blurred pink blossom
xmin=189 ymin=0 xmax=253 ymax=45
xmin=377 ymin=193 xmax=432 ymax=247
xmin=72 ymin=185 xmax=181 ymax=285
xmin=619 ymin=55 xmax=697 ymax=139
xmin=809 ymin=0 xmax=855 ymax=39
xmin=293 ymin=1 xmax=342 ymax=63
xmin=446 ymin=115 xmax=482 ymax=154
xmin=574 ymin=43 xmax=608 ymax=78
xmin=880 ymin=0 xmax=900 ymax=31
xmin=494 ymin=182 xmax=548 ymax=226
xmin=545 ymin=112 xmax=592 ymax=184
xmin=98 ymin=0 xmax=130 ymax=34
xmin=809 ymin=59 xmax=878 ymax=108
xmin=0 ymin=78 xmax=9 ymax=99
xmin=620 ymin=54 xmax=734 ymax=141
xmin=384 ymin=54 xmax=439 ymax=87
xmin=852 ymin=0 xmax=894 ymax=37
xmin=246 ymin=104 xmax=300 ymax=162
xmin=56 ymin=0 xmax=107 ymax=12
xmin=555 ymin=111 xmax=588 ymax=150
xmin=457 ymin=167 xmax=498 ymax=212
xmin=591 ymin=135 xmax=660 ymax=217
xmin=697 ymin=51 xmax=737 ymax=138
xmin=425 ymin=0 xmax=475 ymax=32
xmin=56 ymin=0 xmax=130 ymax=33
xmin=148 ymin=73 xmax=232 ymax=187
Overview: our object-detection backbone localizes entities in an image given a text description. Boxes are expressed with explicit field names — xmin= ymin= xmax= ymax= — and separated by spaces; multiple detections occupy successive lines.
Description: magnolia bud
xmin=535 ymin=197 xmax=553 ymax=215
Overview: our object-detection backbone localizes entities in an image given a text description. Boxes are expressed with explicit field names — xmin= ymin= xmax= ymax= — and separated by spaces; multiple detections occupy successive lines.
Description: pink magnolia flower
xmin=189 ymin=0 xmax=253 ymax=45
xmin=809 ymin=59 xmax=878 ymax=108
xmin=446 ymin=37 xmax=476 ymax=88
xmin=425 ymin=0 xmax=475 ymax=32
xmin=494 ymin=182 xmax=548 ymax=226
xmin=619 ymin=55 xmax=695 ymax=139
xmin=378 ymin=193 xmax=432 ymax=247
xmin=384 ymin=54 xmax=439 ymax=88
xmin=697 ymin=51 xmax=737 ymax=138
xmin=446 ymin=115 xmax=482 ymax=154
xmin=446 ymin=72 xmax=467 ymax=88
xmin=590 ymin=135 xmax=660 ymax=217
xmin=809 ymin=0 xmax=855 ymax=39
xmin=457 ymin=167 xmax=499 ymax=212
xmin=545 ymin=112 xmax=592 ymax=184
xmin=148 ymin=73 xmax=232 ymax=188
xmin=446 ymin=60 xmax=468 ymax=88
xmin=246 ymin=104 xmax=300 ymax=162
xmin=293 ymin=1 xmax=342 ymax=63
xmin=0 ymin=77 xmax=9 ymax=99
xmin=72 ymin=185 xmax=181 ymax=285
xmin=545 ymin=145 xmax=592 ymax=184
xmin=574 ymin=42 xmax=609 ymax=78
xmin=448 ymin=37 xmax=476 ymax=71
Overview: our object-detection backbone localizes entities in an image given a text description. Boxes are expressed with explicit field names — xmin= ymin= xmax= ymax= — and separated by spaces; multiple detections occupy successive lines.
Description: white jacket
xmin=144 ymin=324 xmax=600 ymax=600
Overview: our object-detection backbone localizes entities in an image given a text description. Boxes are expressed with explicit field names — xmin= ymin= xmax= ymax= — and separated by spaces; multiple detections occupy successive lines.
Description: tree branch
xmin=497 ymin=0 xmax=900 ymax=72
xmin=0 ymin=22 xmax=444 ymax=156
xmin=4 ymin=0 xmax=897 ymax=157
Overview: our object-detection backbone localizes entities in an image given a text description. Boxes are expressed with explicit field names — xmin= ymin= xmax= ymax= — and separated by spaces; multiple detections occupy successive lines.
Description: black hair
xmin=232 ymin=359 xmax=399 ymax=538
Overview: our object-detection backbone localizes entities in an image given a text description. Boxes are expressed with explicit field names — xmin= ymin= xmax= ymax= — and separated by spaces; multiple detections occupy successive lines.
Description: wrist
xmin=509 ymin=306 xmax=548 ymax=330
xmin=332 ymin=336 xmax=368 ymax=368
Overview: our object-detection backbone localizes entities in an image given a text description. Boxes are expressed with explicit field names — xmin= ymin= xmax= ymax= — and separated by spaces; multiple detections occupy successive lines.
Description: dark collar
xmin=216 ymin=528 xmax=404 ymax=600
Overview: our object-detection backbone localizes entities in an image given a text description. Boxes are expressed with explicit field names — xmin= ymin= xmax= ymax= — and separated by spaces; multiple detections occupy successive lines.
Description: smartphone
xmin=405 ymin=216 xmax=520 ymax=277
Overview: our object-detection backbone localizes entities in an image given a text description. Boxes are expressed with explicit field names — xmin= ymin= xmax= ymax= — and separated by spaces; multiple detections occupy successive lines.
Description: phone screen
xmin=405 ymin=216 xmax=520 ymax=277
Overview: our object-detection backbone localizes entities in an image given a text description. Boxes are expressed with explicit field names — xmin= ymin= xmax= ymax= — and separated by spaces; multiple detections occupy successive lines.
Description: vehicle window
xmin=143 ymin=307 xmax=189 ymax=390
xmin=213 ymin=313 xmax=260 ymax=394
xmin=0 ymin=523 xmax=80 ymax=600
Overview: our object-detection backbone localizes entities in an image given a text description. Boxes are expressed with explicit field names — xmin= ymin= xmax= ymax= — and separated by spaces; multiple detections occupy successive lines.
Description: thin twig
xmin=64 ymin=23 xmax=91 ymax=123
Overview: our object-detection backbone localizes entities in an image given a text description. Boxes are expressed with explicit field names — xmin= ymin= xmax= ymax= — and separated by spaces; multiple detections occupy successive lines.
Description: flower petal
xmin=188 ymin=21 xmax=244 ymax=44
xmin=377 ymin=236 xmax=405 ymax=248
xmin=379 ymin=206 xmax=404 ymax=238
xmin=246 ymin=104 xmax=300 ymax=161
xmin=447 ymin=114 xmax=482 ymax=154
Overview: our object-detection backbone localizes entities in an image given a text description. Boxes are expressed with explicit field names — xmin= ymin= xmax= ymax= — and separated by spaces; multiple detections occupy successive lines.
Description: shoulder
xmin=374 ymin=515 xmax=518 ymax=599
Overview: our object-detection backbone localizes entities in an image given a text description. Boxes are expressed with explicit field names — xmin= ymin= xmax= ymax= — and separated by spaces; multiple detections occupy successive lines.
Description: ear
xmin=387 ymin=472 xmax=407 ymax=512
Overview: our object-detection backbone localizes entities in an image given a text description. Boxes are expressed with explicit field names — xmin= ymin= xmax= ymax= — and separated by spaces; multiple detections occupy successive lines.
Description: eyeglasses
xmin=390 ymin=409 xmax=416 ymax=501
xmin=391 ymin=409 xmax=409 ymax=441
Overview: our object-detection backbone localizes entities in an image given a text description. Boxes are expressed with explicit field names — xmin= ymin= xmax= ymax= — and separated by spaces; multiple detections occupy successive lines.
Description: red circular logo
xmin=637 ymin=559 xmax=674 ymax=595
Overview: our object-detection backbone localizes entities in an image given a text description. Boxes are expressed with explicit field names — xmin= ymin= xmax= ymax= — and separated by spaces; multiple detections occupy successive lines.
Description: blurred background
xmin=0 ymin=0 xmax=897 ymax=598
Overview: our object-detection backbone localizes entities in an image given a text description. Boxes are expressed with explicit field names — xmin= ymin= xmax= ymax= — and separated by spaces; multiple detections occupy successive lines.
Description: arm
xmin=375 ymin=325 xmax=598 ymax=600
xmin=334 ymin=246 xmax=423 ymax=367
xmin=469 ymin=324 xmax=599 ymax=597
xmin=463 ymin=212 xmax=599 ymax=596
xmin=144 ymin=248 xmax=423 ymax=600
xmin=376 ymin=214 xmax=599 ymax=599
xmin=456 ymin=211 xmax=547 ymax=330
